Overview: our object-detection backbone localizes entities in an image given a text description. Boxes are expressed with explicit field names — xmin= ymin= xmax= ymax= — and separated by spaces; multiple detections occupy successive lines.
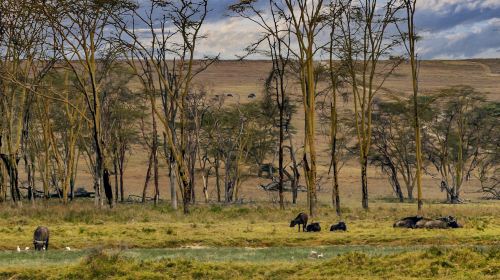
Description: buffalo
xmin=394 ymin=216 xmax=462 ymax=229
xmin=306 ymin=222 xmax=321 ymax=232
xmin=290 ymin=212 xmax=308 ymax=232
xmin=393 ymin=216 xmax=424 ymax=228
xmin=330 ymin=222 xmax=347 ymax=231
xmin=33 ymin=226 xmax=49 ymax=251
xmin=416 ymin=216 xmax=462 ymax=229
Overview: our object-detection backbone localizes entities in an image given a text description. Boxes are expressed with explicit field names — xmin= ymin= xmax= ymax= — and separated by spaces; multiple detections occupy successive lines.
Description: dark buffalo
xmin=416 ymin=216 xmax=462 ymax=229
xmin=330 ymin=222 xmax=347 ymax=231
xmin=290 ymin=212 xmax=308 ymax=232
xmin=393 ymin=216 xmax=424 ymax=228
xmin=438 ymin=216 xmax=462 ymax=228
xmin=33 ymin=226 xmax=49 ymax=251
xmin=306 ymin=222 xmax=321 ymax=232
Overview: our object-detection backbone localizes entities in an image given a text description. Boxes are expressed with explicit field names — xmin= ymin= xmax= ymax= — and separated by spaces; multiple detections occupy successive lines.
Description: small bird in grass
xmin=16 ymin=246 xmax=21 ymax=252
xmin=25 ymin=247 xmax=30 ymax=251
xmin=65 ymin=247 xmax=71 ymax=251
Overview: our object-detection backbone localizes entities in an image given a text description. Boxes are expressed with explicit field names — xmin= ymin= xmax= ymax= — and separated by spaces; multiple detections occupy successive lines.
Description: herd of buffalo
xmin=27 ymin=213 xmax=460 ymax=251
xmin=290 ymin=212 xmax=462 ymax=232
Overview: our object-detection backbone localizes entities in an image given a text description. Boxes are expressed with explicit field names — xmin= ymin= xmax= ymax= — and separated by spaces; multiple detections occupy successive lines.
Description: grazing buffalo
xmin=330 ymin=222 xmax=347 ymax=231
xmin=393 ymin=216 xmax=424 ymax=228
xmin=290 ymin=212 xmax=308 ymax=232
xmin=33 ymin=226 xmax=49 ymax=251
xmin=306 ymin=222 xmax=321 ymax=232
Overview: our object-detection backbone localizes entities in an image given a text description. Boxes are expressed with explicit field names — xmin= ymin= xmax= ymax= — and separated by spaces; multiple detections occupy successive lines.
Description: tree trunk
xmin=190 ymin=150 xmax=196 ymax=204
xmin=1 ymin=155 xmax=21 ymax=205
xmin=164 ymin=135 xmax=177 ymax=210
xmin=215 ymin=157 xmax=221 ymax=202
xmin=142 ymin=150 xmax=153 ymax=203
xmin=332 ymin=160 xmax=341 ymax=217
xmin=361 ymin=158 xmax=369 ymax=209
xmin=119 ymin=165 xmax=124 ymax=203
xmin=153 ymin=149 xmax=159 ymax=206
xmin=278 ymin=103 xmax=285 ymax=210
xmin=389 ymin=164 xmax=404 ymax=202
xmin=288 ymin=136 xmax=299 ymax=204
xmin=152 ymin=109 xmax=160 ymax=206
xmin=407 ymin=187 xmax=414 ymax=200
xmin=169 ymin=160 xmax=178 ymax=209
xmin=114 ymin=158 xmax=119 ymax=203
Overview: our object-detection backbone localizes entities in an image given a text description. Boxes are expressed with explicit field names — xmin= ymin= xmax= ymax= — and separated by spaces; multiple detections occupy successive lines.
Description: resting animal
xmin=330 ymin=222 xmax=347 ymax=231
xmin=393 ymin=216 xmax=424 ymax=228
xmin=306 ymin=222 xmax=321 ymax=232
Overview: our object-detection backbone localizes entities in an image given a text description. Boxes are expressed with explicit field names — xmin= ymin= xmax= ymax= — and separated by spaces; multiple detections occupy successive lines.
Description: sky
xmin=137 ymin=0 xmax=500 ymax=60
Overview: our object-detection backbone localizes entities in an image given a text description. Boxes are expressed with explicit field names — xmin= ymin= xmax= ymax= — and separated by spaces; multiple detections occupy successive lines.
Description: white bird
xmin=65 ymin=247 xmax=71 ymax=251
xmin=16 ymin=246 xmax=21 ymax=252
xmin=25 ymin=247 xmax=30 ymax=251
xmin=309 ymin=250 xmax=318 ymax=258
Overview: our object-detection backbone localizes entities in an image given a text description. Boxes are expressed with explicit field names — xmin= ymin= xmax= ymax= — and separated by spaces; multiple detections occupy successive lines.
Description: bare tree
xmin=116 ymin=0 xmax=217 ymax=213
xmin=39 ymin=0 xmax=136 ymax=207
xmin=338 ymin=0 xmax=402 ymax=209
xmin=397 ymin=0 xmax=423 ymax=212
xmin=0 ymin=0 xmax=53 ymax=204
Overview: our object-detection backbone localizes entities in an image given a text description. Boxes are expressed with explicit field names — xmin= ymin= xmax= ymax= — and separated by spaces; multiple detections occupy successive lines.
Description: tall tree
xmin=338 ymin=0 xmax=402 ymax=209
xmin=40 ymin=0 xmax=131 ymax=207
xmin=116 ymin=0 xmax=216 ymax=213
xmin=0 ymin=0 xmax=53 ymax=204
xmin=230 ymin=0 xmax=293 ymax=209
xmin=398 ymin=0 xmax=423 ymax=212
xmin=283 ymin=0 xmax=326 ymax=217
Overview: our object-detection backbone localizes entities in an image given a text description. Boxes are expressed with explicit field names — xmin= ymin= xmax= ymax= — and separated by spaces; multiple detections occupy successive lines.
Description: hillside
xmin=72 ymin=59 xmax=500 ymax=204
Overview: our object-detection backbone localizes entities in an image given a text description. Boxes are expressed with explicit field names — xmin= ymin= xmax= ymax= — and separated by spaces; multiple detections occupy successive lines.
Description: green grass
xmin=0 ymin=245 xmax=427 ymax=267
xmin=0 ymin=201 xmax=499 ymax=250
xmin=0 ymin=247 xmax=498 ymax=279
xmin=0 ymin=201 xmax=498 ymax=278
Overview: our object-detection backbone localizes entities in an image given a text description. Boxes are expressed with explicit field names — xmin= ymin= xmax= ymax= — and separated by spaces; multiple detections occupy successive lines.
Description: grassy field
xmin=3 ymin=60 xmax=499 ymax=278
xmin=0 ymin=201 xmax=498 ymax=278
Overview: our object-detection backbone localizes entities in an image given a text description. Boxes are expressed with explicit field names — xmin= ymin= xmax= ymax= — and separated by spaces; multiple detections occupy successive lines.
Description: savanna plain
xmin=0 ymin=60 xmax=499 ymax=279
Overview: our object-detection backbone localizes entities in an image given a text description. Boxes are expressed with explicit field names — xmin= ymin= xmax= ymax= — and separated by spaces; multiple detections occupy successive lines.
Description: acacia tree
xmin=424 ymin=87 xmax=494 ymax=203
xmin=338 ymin=0 xmax=402 ymax=209
xmin=102 ymin=69 xmax=143 ymax=203
xmin=0 ymin=0 xmax=52 ymax=204
xmin=116 ymin=0 xmax=216 ymax=213
xmin=283 ymin=0 xmax=327 ymax=217
xmin=34 ymin=73 xmax=87 ymax=203
xmin=371 ymin=99 xmax=420 ymax=201
xmin=230 ymin=0 xmax=294 ymax=209
xmin=40 ymin=0 xmax=132 ymax=207
xmin=323 ymin=0 xmax=348 ymax=217
xmin=397 ymin=0 xmax=423 ymax=212
xmin=475 ymin=102 xmax=499 ymax=199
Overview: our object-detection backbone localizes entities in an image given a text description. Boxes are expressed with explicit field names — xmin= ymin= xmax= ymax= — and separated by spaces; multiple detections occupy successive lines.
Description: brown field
xmin=68 ymin=59 xmax=500 ymax=205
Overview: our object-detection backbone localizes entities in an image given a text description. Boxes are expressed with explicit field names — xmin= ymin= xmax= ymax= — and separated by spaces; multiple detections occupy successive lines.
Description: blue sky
xmin=135 ymin=0 xmax=500 ymax=59
xmin=202 ymin=0 xmax=500 ymax=59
